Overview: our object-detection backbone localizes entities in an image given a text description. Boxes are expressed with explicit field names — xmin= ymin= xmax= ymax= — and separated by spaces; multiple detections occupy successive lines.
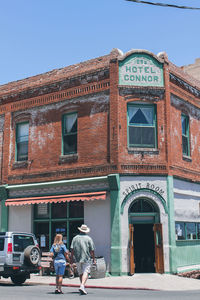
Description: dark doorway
xmin=134 ymin=224 xmax=155 ymax=273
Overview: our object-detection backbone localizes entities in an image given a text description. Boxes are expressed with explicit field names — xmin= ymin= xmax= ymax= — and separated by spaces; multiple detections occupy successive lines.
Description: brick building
xmin=182 ymin=58 xmax=200 ymax=81
xmin=0 ymin=49 xmax=200 ymax=275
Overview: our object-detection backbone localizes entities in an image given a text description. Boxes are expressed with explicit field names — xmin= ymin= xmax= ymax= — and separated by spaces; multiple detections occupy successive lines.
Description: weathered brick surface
xmin=0 ymin=49 xmax=200 ymax=185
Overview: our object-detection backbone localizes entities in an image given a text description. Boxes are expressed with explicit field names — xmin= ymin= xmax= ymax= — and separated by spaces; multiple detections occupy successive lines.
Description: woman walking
xmin=50 ymin=234 xmax=70 ymax=294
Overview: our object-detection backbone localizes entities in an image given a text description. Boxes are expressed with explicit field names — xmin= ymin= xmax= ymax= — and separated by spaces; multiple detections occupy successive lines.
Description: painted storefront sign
xmin=119 ymin=53 xmax=164 ymax=87
xmin=122 ymin=182 xmax=165 ymax=198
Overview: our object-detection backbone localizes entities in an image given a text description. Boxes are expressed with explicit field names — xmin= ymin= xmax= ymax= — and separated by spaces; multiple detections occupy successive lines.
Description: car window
xmin=0 ymin=238 xmax=4 ymax=251
xmin=14 ymin=235 xmax=34 ymax=252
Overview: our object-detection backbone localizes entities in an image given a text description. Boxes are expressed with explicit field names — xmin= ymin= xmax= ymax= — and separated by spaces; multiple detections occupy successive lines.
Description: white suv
xmin=0 ymin=232 xmax=41 ymax=284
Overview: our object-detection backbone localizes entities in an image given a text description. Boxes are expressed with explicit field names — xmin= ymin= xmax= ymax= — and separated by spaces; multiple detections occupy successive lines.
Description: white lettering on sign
xmin=119 ymin=55 xmax=164 ymax=87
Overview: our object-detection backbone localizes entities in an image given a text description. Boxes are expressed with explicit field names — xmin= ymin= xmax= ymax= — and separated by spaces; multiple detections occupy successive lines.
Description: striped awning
xmin=5 ymin=191 xmax=107 ymax=206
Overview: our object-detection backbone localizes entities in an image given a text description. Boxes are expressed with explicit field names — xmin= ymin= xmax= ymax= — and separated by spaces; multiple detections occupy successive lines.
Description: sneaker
xmin=55 ymin=289 xmax=59 ymax=294
xmin=79 ymin=286 xmax=87 ymax=295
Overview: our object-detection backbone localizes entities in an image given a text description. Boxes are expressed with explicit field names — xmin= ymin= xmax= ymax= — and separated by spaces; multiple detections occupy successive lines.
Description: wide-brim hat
xmin=78 ymin=224 xmax=90 ymax=233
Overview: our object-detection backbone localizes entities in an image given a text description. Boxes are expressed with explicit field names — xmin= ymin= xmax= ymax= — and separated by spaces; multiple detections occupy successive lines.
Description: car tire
xmin=11 ymin=274 xmax=27 ymax=285
xmin=24 ymin=245 xmax=40 ymax=266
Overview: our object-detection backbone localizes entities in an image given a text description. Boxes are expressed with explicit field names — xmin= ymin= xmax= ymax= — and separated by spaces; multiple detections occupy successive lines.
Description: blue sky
xmin=0 ymin=0 xmax=199 ymax=85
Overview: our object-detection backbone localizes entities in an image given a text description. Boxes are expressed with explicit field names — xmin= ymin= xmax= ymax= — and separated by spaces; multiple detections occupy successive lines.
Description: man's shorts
xmin=54 ymin=260 xmax=66 ymax=276
xmin=76 ymin=262 xmax=91 ymax=275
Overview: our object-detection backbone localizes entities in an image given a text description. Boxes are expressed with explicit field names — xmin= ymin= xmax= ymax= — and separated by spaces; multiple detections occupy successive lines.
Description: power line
xmin=125 ymin=0 xmax=200 ymax=10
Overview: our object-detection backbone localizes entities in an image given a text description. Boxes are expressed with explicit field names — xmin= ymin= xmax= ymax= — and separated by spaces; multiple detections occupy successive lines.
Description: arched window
xmin=129 ymin=198 xmax=158 ymax=213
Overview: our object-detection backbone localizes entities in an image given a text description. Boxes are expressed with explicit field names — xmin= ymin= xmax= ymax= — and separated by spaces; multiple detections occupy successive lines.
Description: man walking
xmin=70 ymin=224 xmax=96 ymax=295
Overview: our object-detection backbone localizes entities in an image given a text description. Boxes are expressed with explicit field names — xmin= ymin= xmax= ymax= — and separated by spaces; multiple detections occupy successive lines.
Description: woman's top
xmin=50 ymin=244 xmax=68 ymax=261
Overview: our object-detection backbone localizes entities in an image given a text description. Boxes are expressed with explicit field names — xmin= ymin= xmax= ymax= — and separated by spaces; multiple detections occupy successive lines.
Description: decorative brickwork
xmin=0 ymin=49 xmax=199 ymax=185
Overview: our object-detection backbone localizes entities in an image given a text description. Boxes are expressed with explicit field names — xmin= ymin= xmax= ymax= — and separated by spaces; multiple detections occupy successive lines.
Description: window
xmin=175 ymin=222 xmax=185 ymax=240
xmin=197 ymin=224 xmax=200 ymax=239
xmin=0 ymin=238 xmax=4 ymax=251
xmin=175 ymin=222 xmax=200 ymax=240
xmin=62 ymin=113 xmax=77 ymax=155
xmin=13 ymin=235 xmax=34 ymax=252
xmin=34 ymin=201 xmax=84 ymax=250
xmin=181 ymin=114 xmax=190 ymax=157
xmin=186 ymin=222 xmax=196 ymax=239
xmin=16 ymin=122 xmax=29 ymax=161
xmin=129 ymin=198 xmax=157 ymax=213
xmin=128 ymin=104 xmax=157 ymax=148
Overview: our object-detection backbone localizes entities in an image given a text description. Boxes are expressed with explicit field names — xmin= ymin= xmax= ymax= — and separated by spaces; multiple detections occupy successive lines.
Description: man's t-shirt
xmin=71 ymin=234 xmax=94 ymax=263
xmin=50 ymin=244 xmax=68 ymax=261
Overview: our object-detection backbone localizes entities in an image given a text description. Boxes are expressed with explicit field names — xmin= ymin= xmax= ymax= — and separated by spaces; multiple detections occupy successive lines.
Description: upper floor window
xmin=128 ymin=104 xmax=157 ymax=148
xmin=16 ymin=122 xmax=29 ymax=161
xmin=62 ymin=113 xmax=77 ymax=155
xmin=181 ymin=114 xmax=190 ymax=157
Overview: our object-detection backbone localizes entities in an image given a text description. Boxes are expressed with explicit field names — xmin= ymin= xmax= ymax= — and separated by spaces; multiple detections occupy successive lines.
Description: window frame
xmin=15 ymin=121 xmax=29 ymax=162
xmin=175 ymin=221 xmax=200 ymax=241
xmin=127 ymin=103 xmax=157 ymax=148
xmin=62 ymin=112 xmax=77 ymax=155
xmin=181 ymin=114 xmax=190 ymax=157
xmin=34 ymin=201 xmax=84 ymax=249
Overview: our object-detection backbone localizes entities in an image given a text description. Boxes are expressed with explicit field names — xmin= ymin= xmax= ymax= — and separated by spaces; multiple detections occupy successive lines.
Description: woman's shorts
xmin=54 ymin=260 xmax=66 ymax=276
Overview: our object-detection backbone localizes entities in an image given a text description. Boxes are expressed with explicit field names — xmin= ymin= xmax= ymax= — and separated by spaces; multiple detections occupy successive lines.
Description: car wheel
xmin=11 ymin=274 xmax=27 ymax=285
xmin=24 ymin=245 xmax=40 ymax=265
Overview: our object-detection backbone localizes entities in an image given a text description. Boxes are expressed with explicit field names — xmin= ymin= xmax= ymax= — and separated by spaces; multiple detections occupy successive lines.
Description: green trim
xmin=16 ymin=121 xmax=29 ymax=162
xmin=0 ymin=186 xmax=8 ymax=232
xmin=108 ymin=174 xmax=122 ymax=276
xmin=181 ymin=114 xmax=190 ymax=157
xmin=121 ymin=188 xmax=168 ymax=215
xmin=167 ymin=176 xmax=176 ymax=273
xmin=129 ymin=212 xmax=159 ymax=224
xmin=7 ymin=176 xmax=108 ymax=191
xmin=33 ymin=202 xmax=84 ymax=249
xmin=62 ymin=112 xmax=77 ymax=155
xmin=127 ymin=103 xmax=157 ymax=148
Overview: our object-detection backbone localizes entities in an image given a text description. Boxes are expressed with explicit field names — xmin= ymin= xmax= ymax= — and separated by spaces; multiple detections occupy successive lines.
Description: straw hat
xmin=78 ymin=224 xmax=90 ymax=233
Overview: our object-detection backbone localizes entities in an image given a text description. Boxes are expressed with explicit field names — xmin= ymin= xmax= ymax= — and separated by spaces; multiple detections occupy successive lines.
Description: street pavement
xmin=0 ymin=285 xmax=200 ymax=300
xmin=1 ymin=273 xmax=200 ymax=291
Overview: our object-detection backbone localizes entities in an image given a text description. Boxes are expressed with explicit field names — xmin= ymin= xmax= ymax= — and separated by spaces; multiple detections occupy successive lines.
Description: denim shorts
xmin=54 ymin=260 xmax=66 ymax=276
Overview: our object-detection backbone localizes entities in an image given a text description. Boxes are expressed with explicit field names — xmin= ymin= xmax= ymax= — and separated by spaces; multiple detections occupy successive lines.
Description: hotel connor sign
xmin=119 ymin=52 xmax=164 ymax=87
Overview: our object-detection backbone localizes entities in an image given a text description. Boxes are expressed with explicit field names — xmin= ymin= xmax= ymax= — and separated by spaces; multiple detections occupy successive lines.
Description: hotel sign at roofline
xmin=119 ymin=53 xmax=164 ymax=87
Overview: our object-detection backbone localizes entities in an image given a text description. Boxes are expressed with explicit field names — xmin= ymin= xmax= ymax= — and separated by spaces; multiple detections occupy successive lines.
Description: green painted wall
xmin=167 ymin=177 xmax=200 ymax=273
xmin=167 ymin=176 xmax=177 ymax=273
xmin=108 ymin=174 xmax=122 ymax=276
xmin=174 ymin=241 xmax=200 ymax=271
xmin=0 ymin=186 xmax=8 ymax=232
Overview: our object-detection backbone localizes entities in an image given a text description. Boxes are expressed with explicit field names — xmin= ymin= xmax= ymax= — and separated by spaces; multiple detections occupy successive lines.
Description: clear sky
xmin=0 ymin=0 xmax=199 ymax=85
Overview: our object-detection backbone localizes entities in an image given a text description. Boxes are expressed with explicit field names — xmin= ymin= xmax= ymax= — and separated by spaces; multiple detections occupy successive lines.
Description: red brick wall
xmin=0 ymin=53 xmax=200 ymax=185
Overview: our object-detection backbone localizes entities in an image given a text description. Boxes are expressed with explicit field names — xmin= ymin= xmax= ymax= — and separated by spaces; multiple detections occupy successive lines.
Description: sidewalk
xmin=14 ymin=273 xmax=200 ymax=291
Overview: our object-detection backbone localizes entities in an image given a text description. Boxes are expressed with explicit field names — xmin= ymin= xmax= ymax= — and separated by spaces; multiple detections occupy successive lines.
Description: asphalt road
xmin=0 ymin=283 xmax=200 ymax=300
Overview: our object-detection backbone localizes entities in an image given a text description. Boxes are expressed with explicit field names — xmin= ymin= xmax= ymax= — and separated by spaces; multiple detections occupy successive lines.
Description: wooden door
xmin=153 ymin=223 xmax=164 ymax=273
xmin=129 ymin=224 xmax=135 ymax=275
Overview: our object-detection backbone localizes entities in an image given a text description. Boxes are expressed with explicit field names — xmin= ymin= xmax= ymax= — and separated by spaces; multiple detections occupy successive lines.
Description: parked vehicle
xmin=0 ymin=232 xmax=41 ymax=284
